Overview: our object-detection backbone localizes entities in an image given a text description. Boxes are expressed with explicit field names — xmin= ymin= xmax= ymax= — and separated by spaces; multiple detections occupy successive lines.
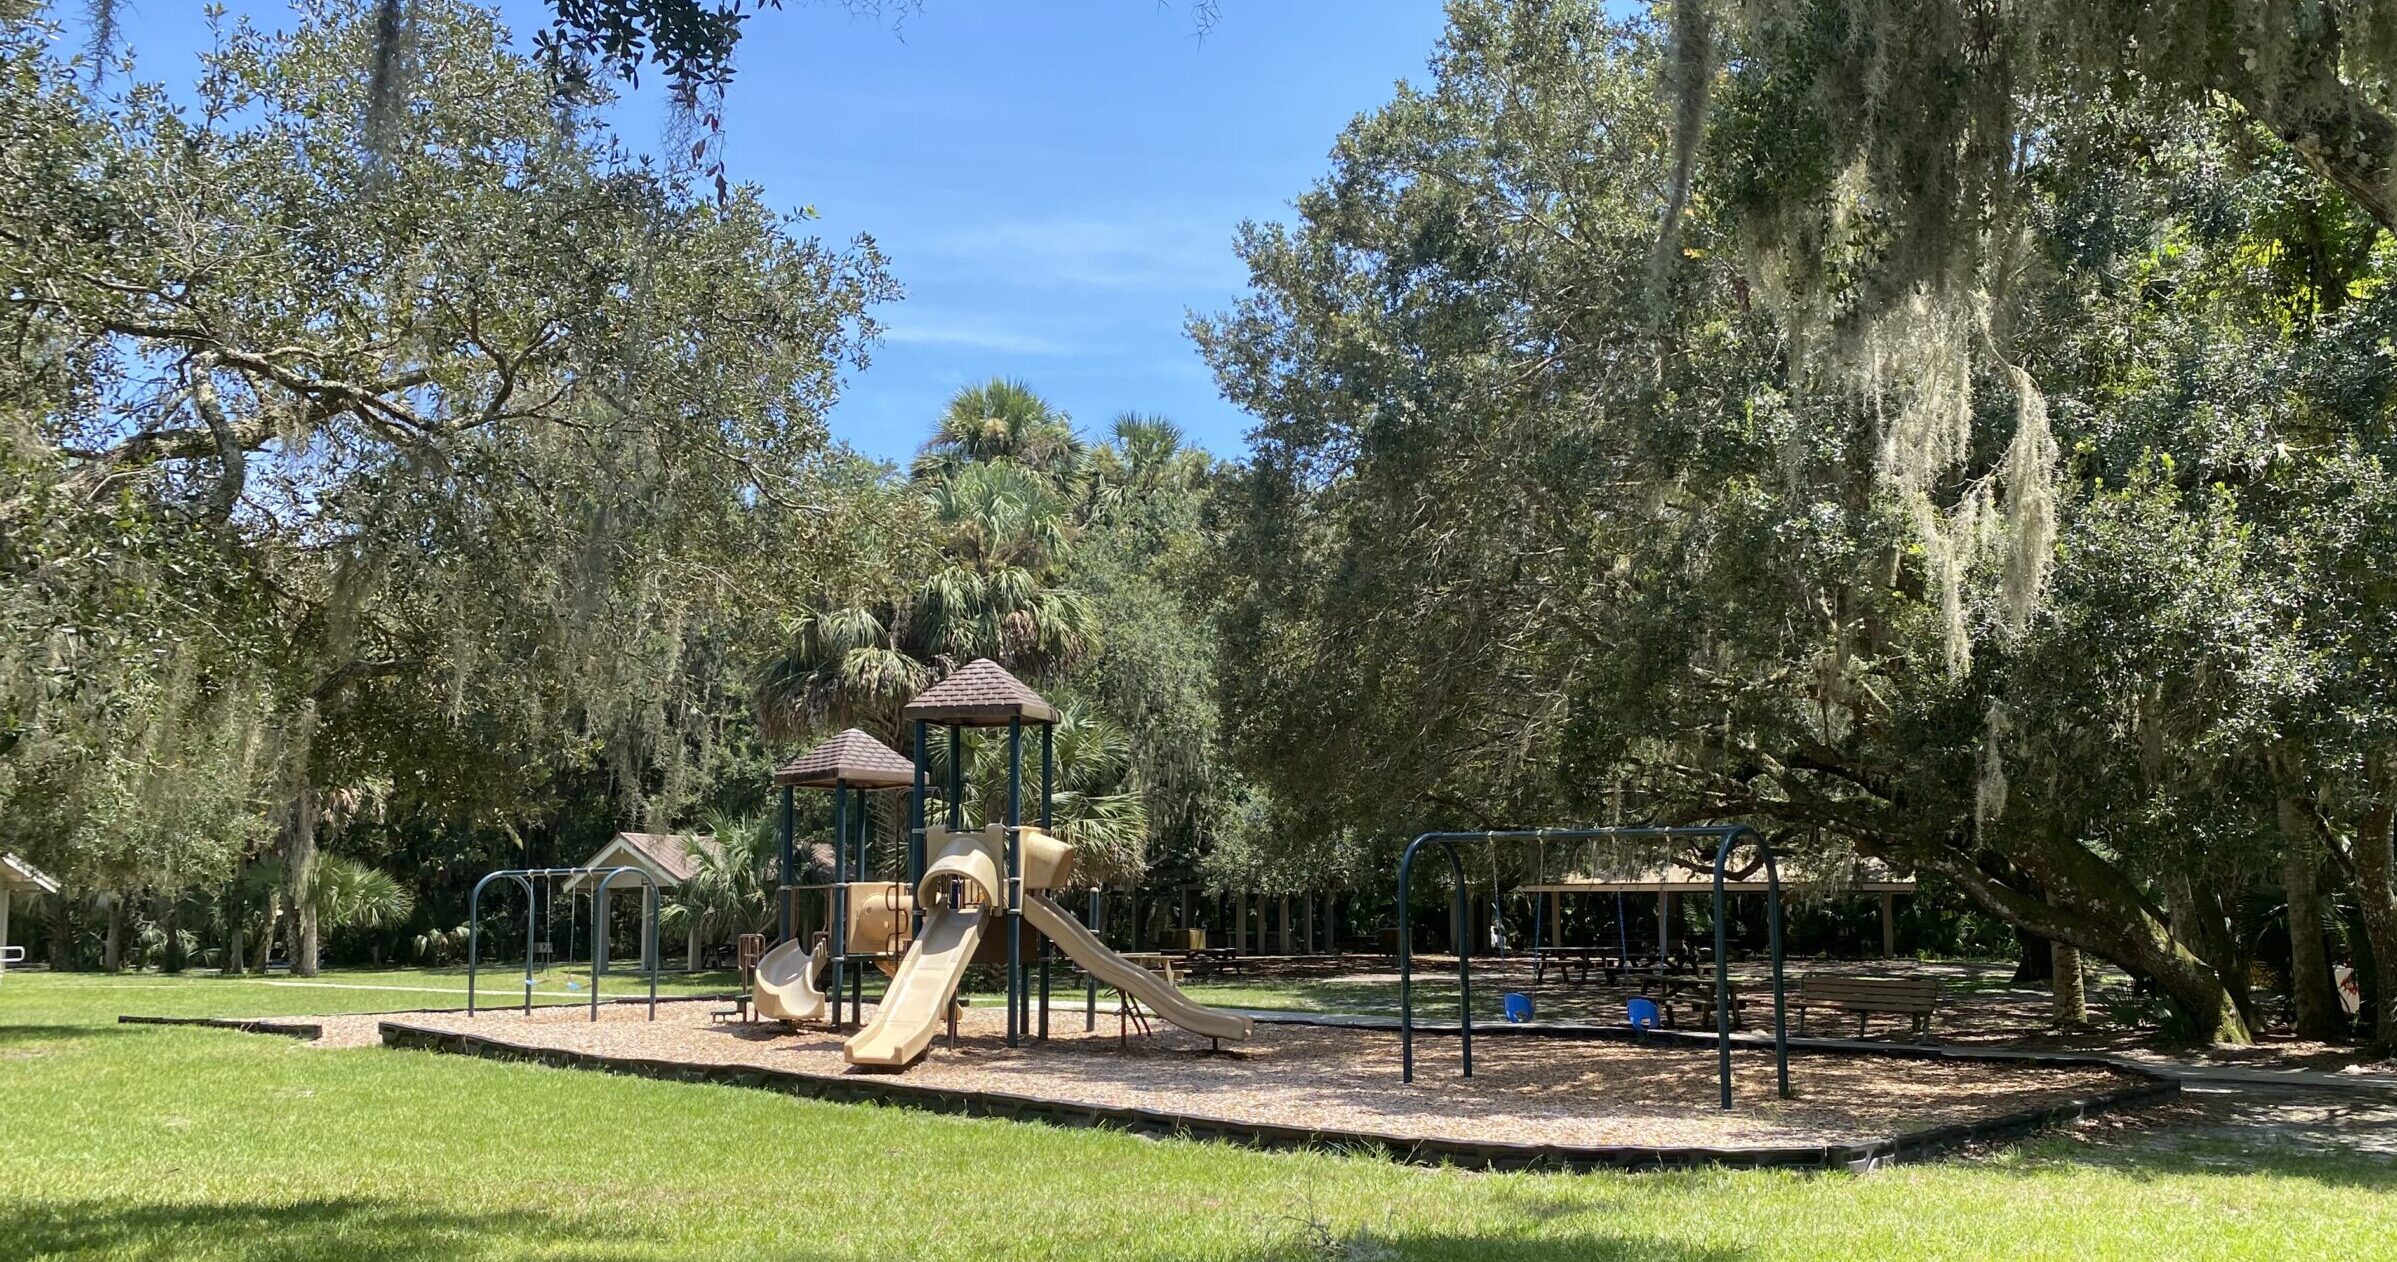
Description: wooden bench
xmin=1795 ymin=974 xmax=1940 ymax=1041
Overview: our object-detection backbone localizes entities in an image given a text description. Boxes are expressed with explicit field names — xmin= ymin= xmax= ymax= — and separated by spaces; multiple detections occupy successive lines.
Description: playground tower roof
xmin=774 ymin=727 xmax=916 ymax=789
xmin=900 ymin=658 xmax=1059 ymax=726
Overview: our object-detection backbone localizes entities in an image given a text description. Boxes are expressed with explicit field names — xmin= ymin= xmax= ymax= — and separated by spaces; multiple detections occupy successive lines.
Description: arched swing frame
xmin=1395 ymin=825 xmax=1789 ymax=1109
xmin=467 ymin=865 xmax=660 ymax=1022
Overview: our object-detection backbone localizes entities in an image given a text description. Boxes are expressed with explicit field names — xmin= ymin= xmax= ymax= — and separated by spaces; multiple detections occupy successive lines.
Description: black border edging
xmin=117 ymin=1014 xmax=323 ymax=1040
xmin=377 ymin=1019 xmax=2177 ymax=1173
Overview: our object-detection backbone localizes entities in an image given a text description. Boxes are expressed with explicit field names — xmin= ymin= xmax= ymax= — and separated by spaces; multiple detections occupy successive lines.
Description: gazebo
xmin=1 ymin=853 xmax=58 ymax=981
xmin=564 ymin=832 xmax=720 ymax=971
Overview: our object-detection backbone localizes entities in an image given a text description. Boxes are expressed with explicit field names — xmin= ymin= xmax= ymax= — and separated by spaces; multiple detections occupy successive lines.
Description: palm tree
xmin=752 ymin=605 xmax=927 ymax=742
xmin=921 ymin=700 xmax=1149 ymax=881
xmin=913 ymin=462 xmax=1094 ymax=673
xmin=660 ymin=813 xmax=785 ymax=969
xmin=911 ymin=379 xmax=1085 ymax=486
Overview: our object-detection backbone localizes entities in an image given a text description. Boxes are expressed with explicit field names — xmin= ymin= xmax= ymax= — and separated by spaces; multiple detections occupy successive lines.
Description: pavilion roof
xmin=1 ymin=853 xmax=59 ymax=895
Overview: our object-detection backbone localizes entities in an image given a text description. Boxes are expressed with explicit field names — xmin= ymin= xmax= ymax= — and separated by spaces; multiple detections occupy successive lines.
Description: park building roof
xmin=1519 ymin=857 xmax=1914 ymax=895
xmin=563 ymin=832 xmax=721 ymax=892
xmin=899 ymin=658 xmax=1059 ymax=727
xmin=773 ymin=727 xmax=916 ymax=789
xmin=1 ymin=853 xmax=58 ymax=895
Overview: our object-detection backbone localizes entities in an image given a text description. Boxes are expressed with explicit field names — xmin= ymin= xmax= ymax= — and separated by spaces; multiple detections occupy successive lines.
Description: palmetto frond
xmin=911 ymin=378 xmax=1085 ymax=485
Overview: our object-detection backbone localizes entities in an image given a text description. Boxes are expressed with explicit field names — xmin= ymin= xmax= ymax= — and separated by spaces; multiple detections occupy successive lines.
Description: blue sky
xmin=95 ymin=0 xmax=1456 ymax=464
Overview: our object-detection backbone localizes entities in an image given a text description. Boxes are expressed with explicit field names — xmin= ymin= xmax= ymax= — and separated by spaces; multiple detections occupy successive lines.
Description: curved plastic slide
xmin=842 ymin=905 xmax=987 ymax=1067
xmin=1022 ymin=893 xmax=1254 ymax=1042
xmin=753 ymin=936 xmax=828 ymax=1023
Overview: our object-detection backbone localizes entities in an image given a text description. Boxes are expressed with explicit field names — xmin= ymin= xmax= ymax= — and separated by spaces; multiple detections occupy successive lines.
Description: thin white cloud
xmin=882 ymin=318 xmax=1074 ymax=355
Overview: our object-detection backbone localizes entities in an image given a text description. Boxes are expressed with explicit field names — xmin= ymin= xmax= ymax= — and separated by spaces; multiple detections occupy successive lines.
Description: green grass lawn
xmin=0 ymin=965 xmax=739 ymax=1023
xmin=2 ymin=969 xmax=2391 ymax=1261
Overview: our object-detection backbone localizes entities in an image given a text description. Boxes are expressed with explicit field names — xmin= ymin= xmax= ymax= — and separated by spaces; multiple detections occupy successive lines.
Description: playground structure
xmin=764 ymin=660 xmax=1253 ymax=1068
xmin=465 ymin=865 xmax=661 ymax=1020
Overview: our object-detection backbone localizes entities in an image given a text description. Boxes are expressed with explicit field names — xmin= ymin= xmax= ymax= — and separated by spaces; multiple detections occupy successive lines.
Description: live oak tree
xmin=1197 ymin=0 xmax=2397 ymax=1043
xmin=1 ymin=0 xmax=891 ymax=971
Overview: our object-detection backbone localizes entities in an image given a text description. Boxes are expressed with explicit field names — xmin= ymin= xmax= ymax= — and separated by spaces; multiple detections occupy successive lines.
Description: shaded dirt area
xmin=380 ymin=998 xmax=2141 ymax=1151
xmin=1281 ymin=954 xmax=2397 ymax=1078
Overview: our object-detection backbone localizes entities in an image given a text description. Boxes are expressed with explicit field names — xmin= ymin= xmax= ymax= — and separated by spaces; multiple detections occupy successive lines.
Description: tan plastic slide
xmin=752 ymin=935 xmax=828 ymax=1023
xmin=841 ymin=904 xmax=986 ymax=1066
xmin=844 ymin=830 xmax=1001 ymax=1067
xmin=1021 ymin=893 xmax=1254 ymax=1043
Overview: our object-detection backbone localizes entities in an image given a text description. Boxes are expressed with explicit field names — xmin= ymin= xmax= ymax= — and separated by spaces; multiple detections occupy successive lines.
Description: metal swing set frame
xmin=466 ymin=865 xmax=661 ymax=1021
xmin=1395 ymin=824 xmax=1791 ymax=1109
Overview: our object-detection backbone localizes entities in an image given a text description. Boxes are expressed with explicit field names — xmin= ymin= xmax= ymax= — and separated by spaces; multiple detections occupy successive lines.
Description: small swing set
xmin=1394 ymin=824 xmax=1791 ymax=1110
xmin=466 ymin=865 xmax=661 ymax=1021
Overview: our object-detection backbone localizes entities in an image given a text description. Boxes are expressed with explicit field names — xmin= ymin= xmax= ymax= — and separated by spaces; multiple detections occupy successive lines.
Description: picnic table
xmin=1169 ymin=946 xmax=1241 ymax=979
xmin=1530 ymin=946 xmax=1626 ymax=984
xmin=1531 ymin=948 xmax=1713 ymax=985
xmin=1623 ymin=971 xmax=1749 ymax=1030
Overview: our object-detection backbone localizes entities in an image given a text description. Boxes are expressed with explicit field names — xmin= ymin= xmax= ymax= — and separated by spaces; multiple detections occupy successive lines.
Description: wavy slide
xmin=753 ymin=936 xmax=829 ymax=1023
xmin=1022 ymin=893 xmax=1254 ymax=1043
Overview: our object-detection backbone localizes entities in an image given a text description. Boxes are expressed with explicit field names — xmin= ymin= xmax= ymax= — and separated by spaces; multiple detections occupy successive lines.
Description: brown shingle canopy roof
xmin=774 ymin=728 xmax=917 ymax=789
xmin=899 ymin=658 xmax=1059 ymax=726
xmin=565 ymin=832 xmax=719 ymax=890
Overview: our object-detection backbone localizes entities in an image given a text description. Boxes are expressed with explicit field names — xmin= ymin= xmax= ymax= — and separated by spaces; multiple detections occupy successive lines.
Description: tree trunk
xmin=101 ymin=895 xmax=125 ymax=973
xmin=2052 ymin=941 xmax=2085 ymax=1027
xmin=2011 ymin=924 xmax=2053 ymax=984
xmin=2352 ymin=752 xmax=2397 ymax=1051
xmin=254 ymin=898 xmax=278 ymax=974
xmin=283 ymin=782 xmax=320 ymax=977
xmin=1918 ymin=837 xmax=2252 ymax=1043
xmin=2284 ymin=842 xmax=2343 ymax=1041
xmin=2271 ymin=745 xmax=2346 ymax=1041
xmin=49 ymin=894 xmax=74 ymax=971
xmin=158 ymin=890 xmax=186 ymax=974
xmin=225 ymin=887 xmax=245 ymax=975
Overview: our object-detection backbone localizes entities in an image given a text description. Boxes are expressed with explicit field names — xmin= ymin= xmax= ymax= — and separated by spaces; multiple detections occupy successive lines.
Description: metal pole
xmin=466 ymin=872 xmax=497 ymax=1016
xmin=1451 ymin=842 xmax=1472 ymax=1077
xmin=523 ymin=878 xmax=537 ymax=1016
xmin=1085 ymin=886 xmax=1100 ymax=1031
xmin=1040 ymin=722 xmax=1054 ymax=830
xmin=778 ymin=784 xmax=795 ymax=943
xmin=1713 ymin=835 xmax=1734 ymax=1109
xmin=1397 ymin=844 xmax=1417 ymax=1083
xmin=910 ymin=720 xmax=928 ymax=942
xmin=1763 ymin=836 xmax=1791 ymax=1099
xmin=1005 ymin=717 xmax=1023 ymax=1049
xmin=647 ymin=879 xmax=659 ymax=1020
xmin=947 ymin=724 xmax=964 ymax=830
xmin=833 ymin=778 xmax=850 ymax=1030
